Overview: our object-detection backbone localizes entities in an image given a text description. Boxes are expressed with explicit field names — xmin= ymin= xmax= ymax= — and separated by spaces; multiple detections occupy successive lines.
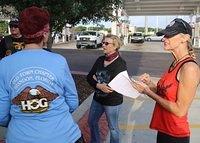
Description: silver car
xmin=145 ymin=35 xmax=164 ymax=42
xmin=130 ymin=32 xmax=144 ymax=43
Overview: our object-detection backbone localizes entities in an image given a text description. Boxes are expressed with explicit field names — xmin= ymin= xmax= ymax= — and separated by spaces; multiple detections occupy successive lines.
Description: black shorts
xmin=157 ymin=131 xmax=190 ymax=143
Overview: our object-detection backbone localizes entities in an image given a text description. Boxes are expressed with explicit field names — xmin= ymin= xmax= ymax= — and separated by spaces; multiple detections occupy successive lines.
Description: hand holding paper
xmin=108 ymin=71 xmax=140 ymax=98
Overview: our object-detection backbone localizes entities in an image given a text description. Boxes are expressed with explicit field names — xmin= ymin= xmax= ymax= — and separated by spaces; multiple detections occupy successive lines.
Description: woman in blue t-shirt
xmin=0 ymin=6 xmax=84 ymax=143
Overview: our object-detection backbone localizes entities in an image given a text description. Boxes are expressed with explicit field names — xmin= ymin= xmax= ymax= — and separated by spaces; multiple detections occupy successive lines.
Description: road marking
xmin=136 ymin=96 xmax=200 ymax=101
xmin=119 ymin=124 xmax=200 ymax=131
xmin=119 ymin=124 xmax=149 ymax=130
xmin=194 ymin=97 xmax=200 ymax=100
xmin=190 ymin=124 xmax=200 ymax=128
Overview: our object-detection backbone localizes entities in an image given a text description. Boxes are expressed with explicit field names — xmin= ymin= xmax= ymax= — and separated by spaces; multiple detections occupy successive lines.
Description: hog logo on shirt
xmin=12 ymin=86 xmax=58 ymax=113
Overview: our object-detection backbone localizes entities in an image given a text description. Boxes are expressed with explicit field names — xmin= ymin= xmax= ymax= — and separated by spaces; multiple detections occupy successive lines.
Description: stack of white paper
xmin=108 ymin=71 xmax=140 ymax=99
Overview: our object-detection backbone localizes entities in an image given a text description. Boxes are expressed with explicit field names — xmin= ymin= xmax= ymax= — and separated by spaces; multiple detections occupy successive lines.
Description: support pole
xmin=145 ymin=16 xmax=148 ymax=35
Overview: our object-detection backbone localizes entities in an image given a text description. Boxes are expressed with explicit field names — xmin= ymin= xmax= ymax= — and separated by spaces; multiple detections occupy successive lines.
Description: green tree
xmin=0 ymin=0 xmax=122 ymax=33
xmin=105 ymin=28 xmax=111 ymax=33
xmin=148 ymin=27 xmax=155 ymax=32
xmin=74 ymin=26 xmax=87 ymax=32
xmin=137 ymin=27 xmax=145 ymax=33
xmin=0 ymin=21 xmax=8 ymax=34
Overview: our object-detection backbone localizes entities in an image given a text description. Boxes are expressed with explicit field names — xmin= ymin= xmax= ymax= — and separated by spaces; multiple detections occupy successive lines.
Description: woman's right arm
xmin=87 ymin=59 xmax=99 ymax=89
xmin=87 ymin=58 xmax=113 ymax=93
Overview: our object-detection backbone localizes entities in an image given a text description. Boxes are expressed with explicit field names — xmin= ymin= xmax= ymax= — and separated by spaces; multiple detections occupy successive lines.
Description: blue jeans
xmin=88 ymin=100 xmax=121 ymax=143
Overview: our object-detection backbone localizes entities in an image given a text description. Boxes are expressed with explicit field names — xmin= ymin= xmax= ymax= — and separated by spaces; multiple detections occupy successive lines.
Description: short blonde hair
xmin=104 ymin=34 xmax=122 ymax=50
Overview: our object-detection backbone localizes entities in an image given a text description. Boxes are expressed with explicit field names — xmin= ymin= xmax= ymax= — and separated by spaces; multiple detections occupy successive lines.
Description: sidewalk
xmin=74 ymin=77 xmax=200 ymax=143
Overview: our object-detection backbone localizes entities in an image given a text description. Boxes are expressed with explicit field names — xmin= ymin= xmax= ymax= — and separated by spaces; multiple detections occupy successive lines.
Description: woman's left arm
xmin=134 ymin=62 xmax=200 ymax=117
xmin=174 ymin=62 xmax=200 ymax=117
xmin=63 ymin=60 xmax=79 ymax=113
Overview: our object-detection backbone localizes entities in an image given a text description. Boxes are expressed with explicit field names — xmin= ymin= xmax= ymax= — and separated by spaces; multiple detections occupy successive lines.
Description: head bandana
xmin=23 ymin=24 xmax=49 ymax=38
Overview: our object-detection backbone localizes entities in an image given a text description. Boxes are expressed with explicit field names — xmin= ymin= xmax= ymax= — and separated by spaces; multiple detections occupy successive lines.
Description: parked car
xmin=76 ymin=31 xmax=104 ymax=49
xmin=145 ymin=35 xmax=164 ymax=41
xmin=130 ymin=32 xmax=144 ymax=43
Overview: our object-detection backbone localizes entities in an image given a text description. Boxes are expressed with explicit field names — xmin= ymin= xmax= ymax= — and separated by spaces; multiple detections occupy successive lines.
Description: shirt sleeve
xmin=87 ymin=58 xmax=99 ymax=89
xmin=0 ymin=62 xmax=11 ymax=127
xmin=0 ymin=38 xmax=6 ymax=59
xmin=62 ymin=60 xmax=79 ymax=113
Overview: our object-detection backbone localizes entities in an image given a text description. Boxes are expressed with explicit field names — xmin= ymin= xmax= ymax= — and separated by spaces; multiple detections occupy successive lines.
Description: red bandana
xmin=24 ymin=24 xmax=49 ymax=38
xmin=105 ymin=52 xmax=119 ymax=62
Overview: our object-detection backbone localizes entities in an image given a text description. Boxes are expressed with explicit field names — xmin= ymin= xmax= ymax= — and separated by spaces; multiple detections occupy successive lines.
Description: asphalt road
xmin=52 ymin=48 xmax=172 ymax=77
xmin=52 ymin=41 xmax=200 ymax=77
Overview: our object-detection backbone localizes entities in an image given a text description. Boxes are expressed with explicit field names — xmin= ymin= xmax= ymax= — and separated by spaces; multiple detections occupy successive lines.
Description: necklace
xmin=172 ymin=53 xmax=190 ymax=67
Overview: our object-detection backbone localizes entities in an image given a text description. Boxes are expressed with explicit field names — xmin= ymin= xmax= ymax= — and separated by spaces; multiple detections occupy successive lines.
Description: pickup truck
xmin=76 ymin=31 xmax=104 ymax=49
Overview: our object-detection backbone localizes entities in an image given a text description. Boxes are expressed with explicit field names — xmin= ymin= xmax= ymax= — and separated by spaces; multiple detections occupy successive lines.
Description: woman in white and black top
xmin=87 ymin=34 xmax=127 ymax=143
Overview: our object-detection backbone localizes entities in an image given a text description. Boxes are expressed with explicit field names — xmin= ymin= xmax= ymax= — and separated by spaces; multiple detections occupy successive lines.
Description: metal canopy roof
xmin=123 ymin=0 xmax=200 ymax=16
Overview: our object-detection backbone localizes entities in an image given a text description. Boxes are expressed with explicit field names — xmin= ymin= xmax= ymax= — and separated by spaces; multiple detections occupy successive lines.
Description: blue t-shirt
xmin=0 ymin=49 xmax=81 ymax=143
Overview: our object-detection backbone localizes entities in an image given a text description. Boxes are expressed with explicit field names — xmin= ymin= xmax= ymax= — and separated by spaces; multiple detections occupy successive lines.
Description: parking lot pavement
xmin=52 ymin=41 xmax=168 ymax=53
xmin=52 ymin=41 xmax=200 ymax=56
xmin=53 ymin=41 xmax=76 ymax=49
xmin=120 ymin=42 xmax=167 ymax=53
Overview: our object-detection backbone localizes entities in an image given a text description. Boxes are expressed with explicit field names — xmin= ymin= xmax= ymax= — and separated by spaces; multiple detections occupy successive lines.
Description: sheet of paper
xmin=108 ymin=71 xmax=140 ymax=99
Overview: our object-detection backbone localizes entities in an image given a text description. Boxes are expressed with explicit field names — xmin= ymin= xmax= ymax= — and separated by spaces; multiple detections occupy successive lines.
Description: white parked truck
xmin=76 ymin=31 xmax=104 ymax=49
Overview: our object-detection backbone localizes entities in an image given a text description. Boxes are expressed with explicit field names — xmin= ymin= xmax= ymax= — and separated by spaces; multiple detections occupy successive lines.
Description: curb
xmin=73 ymin=93 xmax=109 ymax=143
xmin=72 ymin=93 xmax=93 ymax=122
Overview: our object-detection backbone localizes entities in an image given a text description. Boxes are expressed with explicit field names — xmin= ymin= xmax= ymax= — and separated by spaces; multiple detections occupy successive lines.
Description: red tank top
xmin=150 ymin=57 xmax=196 ymax=137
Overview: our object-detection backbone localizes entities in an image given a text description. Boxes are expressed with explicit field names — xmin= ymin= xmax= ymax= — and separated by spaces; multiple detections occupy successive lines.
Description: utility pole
xmin=156 ymin=16 xmax=159 ymax=33
xmin=145 ymin=16 xmax=148 ymax=35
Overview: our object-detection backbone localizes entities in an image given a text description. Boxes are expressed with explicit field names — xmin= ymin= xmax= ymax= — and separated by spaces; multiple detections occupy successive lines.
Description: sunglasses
xmin=9 ymin=25 xmax=18 ymax=28
xmin=102 ymin=42 xmax=113 ymax=46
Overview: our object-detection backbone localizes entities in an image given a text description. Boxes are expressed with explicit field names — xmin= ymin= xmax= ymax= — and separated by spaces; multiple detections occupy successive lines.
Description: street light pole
xmin=145 ymin=16 xmax=148 ymax=35
xmin=156 ymin=16 xmax=159 ymax=33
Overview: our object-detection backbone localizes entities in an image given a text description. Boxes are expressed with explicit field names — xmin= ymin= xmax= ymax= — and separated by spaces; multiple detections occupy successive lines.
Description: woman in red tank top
xmin=132 ymin=18 xmax=200 ymax=143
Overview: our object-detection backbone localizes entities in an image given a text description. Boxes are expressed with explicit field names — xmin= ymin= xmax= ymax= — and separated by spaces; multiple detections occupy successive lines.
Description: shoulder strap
xmin=177 ymin=57 xmax=197 ymax=70
xmin=175 ymin=57 xmax=197 ymax=81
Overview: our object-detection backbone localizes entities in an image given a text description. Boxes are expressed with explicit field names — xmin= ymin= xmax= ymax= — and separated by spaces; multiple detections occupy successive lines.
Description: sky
xmin=129 ymin=16 xmax=190 ymax=28
xmin=79 ymin=15 xmax=191 ymax=29
xmin=97 ymin=15 xmax=191 ymax=29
